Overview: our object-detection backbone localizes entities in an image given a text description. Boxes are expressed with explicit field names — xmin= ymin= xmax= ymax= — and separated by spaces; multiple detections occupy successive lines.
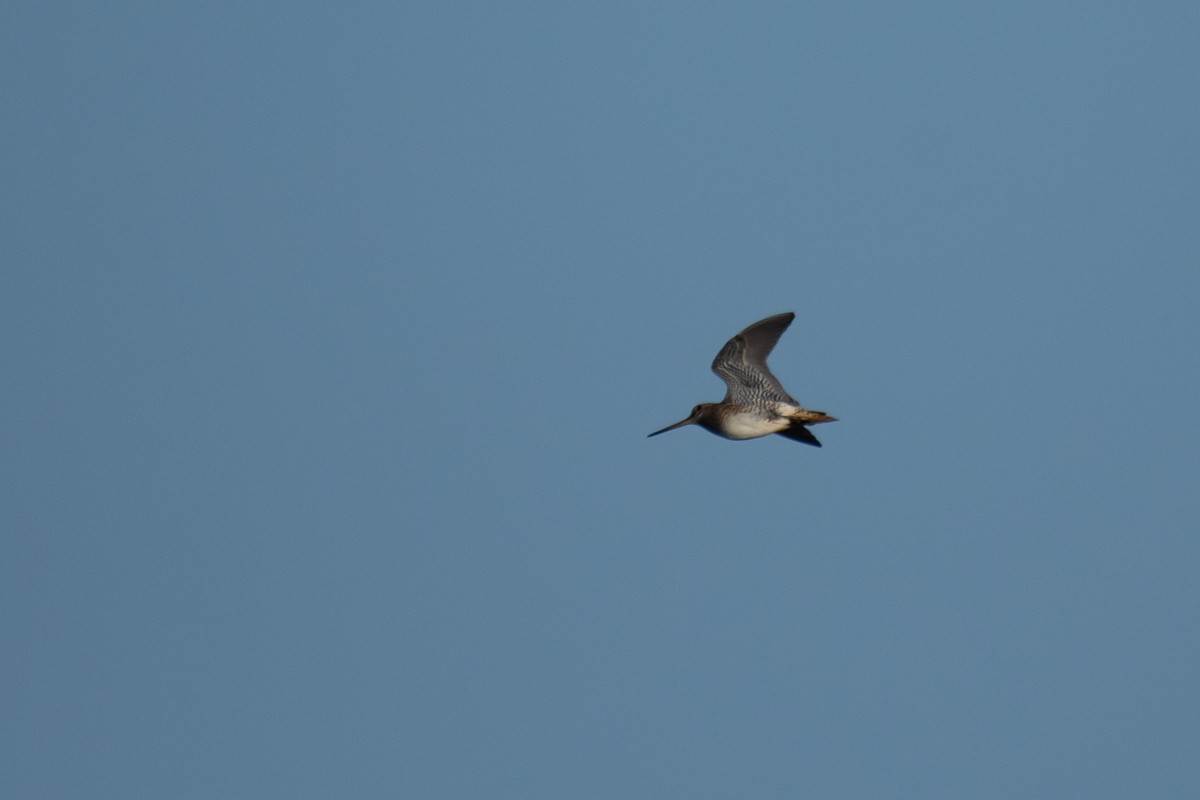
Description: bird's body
xmin=648 ymin=312 xmax=835 ymax=447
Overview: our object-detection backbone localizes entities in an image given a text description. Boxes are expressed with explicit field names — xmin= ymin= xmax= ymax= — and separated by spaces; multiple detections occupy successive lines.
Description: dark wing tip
xmin=745 ymin=312 xmax=794 ymax=333
xmin=775 ymin=425 xmax=822 ymax=447
xmin=745 ymin=311 xmax=794 ymax=337
xmin=731 ymin=312 xmax=796 ymax=359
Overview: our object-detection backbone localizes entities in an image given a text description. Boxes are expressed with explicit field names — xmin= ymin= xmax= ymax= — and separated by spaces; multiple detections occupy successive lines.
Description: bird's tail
xmin=790 ymin=409 xmax=837 ymax=424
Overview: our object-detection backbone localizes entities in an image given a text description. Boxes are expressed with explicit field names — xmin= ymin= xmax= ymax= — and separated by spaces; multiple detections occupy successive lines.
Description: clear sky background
xmin=4 ymin=3 xmax=1199 ymax=798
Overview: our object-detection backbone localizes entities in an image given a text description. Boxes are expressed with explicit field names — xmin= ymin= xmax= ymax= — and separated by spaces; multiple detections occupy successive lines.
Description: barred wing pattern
xmin=710 ymin=312 xmax=800 ymax=405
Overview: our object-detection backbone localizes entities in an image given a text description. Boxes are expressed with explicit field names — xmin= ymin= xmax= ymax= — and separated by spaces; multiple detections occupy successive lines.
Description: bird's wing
xmin=775 ymin=424 xmax=822 ymax=447
xmin=710 ymin=312 xmax=799 ymax=404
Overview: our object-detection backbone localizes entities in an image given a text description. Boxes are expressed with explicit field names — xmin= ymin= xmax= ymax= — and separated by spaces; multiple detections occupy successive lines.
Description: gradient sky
xmin=4 ymin=3 xmax=1199 ymax=798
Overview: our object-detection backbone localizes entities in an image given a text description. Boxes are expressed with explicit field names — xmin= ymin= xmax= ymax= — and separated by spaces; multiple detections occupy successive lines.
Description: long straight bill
xmin=647 ymin=417 xmax=694 ymax=437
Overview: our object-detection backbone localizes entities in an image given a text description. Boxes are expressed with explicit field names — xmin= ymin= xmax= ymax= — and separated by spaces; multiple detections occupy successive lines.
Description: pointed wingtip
xmin=775 ymin=425 xmax=822 ymax=447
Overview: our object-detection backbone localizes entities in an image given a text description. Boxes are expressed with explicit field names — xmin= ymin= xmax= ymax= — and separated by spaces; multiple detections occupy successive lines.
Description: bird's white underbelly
xmin=720 ymin=411 xmax=788 ymax=439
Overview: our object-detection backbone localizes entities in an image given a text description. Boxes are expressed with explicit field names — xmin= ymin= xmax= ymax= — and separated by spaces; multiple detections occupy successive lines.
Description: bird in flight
xmin=648 ymin=312 xmax=836 ymax=447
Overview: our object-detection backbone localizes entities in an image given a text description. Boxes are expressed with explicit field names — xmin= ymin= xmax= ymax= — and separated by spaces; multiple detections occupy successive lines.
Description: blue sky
xmin=4 ymin=3 xmax=1199 ymax=798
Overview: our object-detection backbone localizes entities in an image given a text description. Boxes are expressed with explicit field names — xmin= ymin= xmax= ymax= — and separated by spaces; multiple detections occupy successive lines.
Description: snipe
xmin=648 ymin=312 xmax=836 ymax=447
